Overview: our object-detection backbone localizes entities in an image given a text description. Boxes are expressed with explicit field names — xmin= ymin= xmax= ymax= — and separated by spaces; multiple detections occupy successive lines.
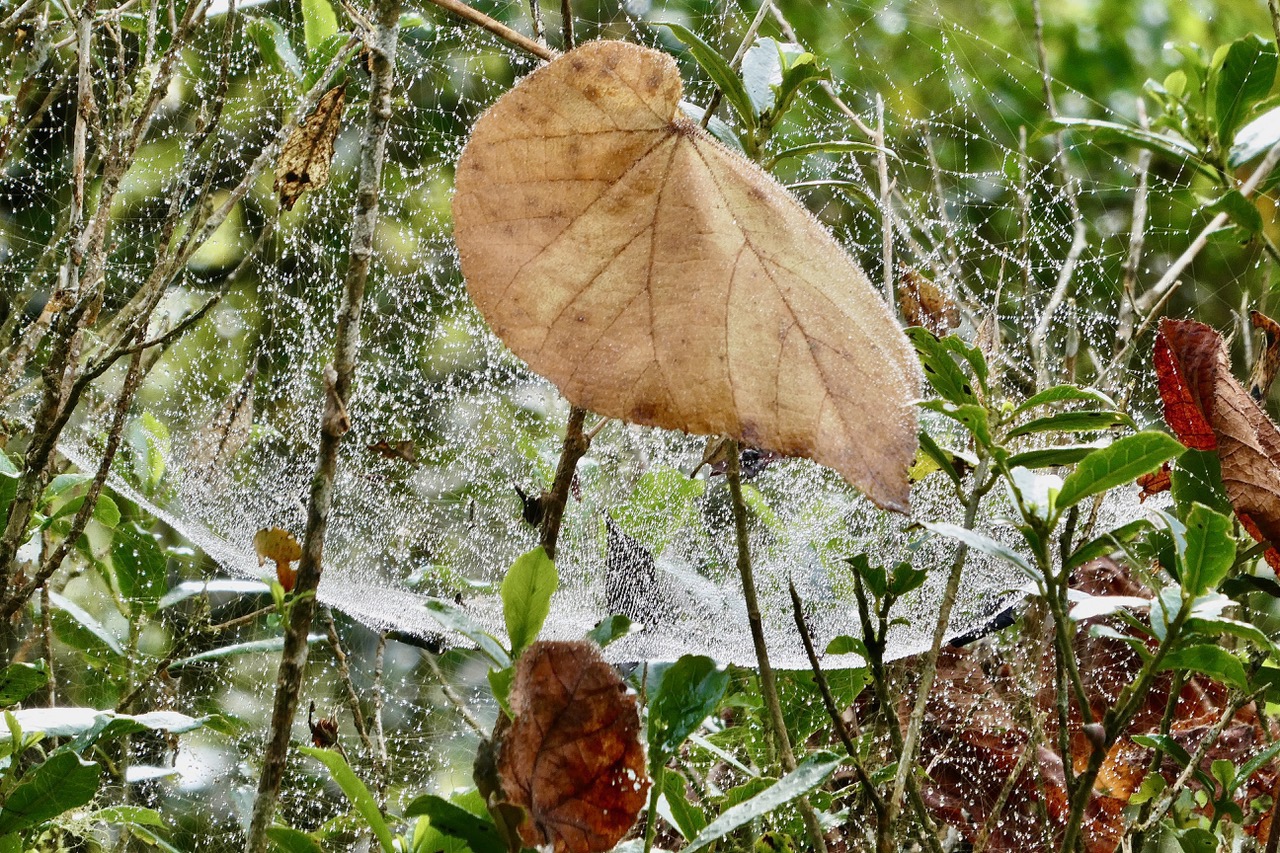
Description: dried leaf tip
xmin=274 ymin=84 xmax=347 ymax=211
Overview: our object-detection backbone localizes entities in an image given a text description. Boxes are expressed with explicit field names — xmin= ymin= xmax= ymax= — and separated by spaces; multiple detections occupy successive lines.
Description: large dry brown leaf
xmin=497 ymin=639 xmax=649 ymax=853
xmin=453 ymin=41 xmax=921 ymax=511
xmin=1156 ymin=318 xmax=1280 ymax=568
xmin=274 ymin=84 xmax=346 ymax=211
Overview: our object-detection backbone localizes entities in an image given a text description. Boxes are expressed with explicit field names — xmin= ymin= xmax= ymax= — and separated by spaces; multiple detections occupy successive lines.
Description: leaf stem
xmin=539 ymin=405 xmax=590 ymax=561
xmin=242 ymin=0 xmax=401 ymax=848
xmin=724 ymin=440 xmax=828 ymax=853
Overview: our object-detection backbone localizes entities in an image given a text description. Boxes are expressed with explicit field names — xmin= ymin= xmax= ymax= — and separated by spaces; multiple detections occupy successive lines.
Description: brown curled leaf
xmin=497 ymin=639 xmax=649 ymax=853
xmin=252 ymin=527 xmax=301 ymax=591
xmin=452 ymin=41 xmax=921 ymax=512
xmin=274 ymin=84 xmax=346 ymax=211
xmin=1135 ymin=463 xmax=1171 ymax=501
xmin=1249 ymin=309 xmax=1280 ymax=401
xmin=367 ymin=439 xmax=417 ymax=463
xmin=1156 ymin=318 xmax=1280 ymax=569
xmin=899 ymin=267 xmax=960 ymax=336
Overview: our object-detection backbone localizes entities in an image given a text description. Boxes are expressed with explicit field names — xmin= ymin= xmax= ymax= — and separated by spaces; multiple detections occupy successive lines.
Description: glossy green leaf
xmin=660 ymin=768 xmax=706 ymax=839
xmin=682 ymin=752 xmax=843 ymax=852
xmin=785 ymin=179 xmax=877 ymax=210
xmin=1230 ymin=103 xmax=1280 ymax=166
xmin=1007 ymin=409 xmax=1135 ymax=439
xmin=907 ymin=327 xmax=978 ymax=404
xmin=766 ymin=140 xmax=893 ymax=169
xmin=1210 ymin=34 xmax=1277 ymax=146
xmin=1185 ymin=614 xmax=1279 ymax=656
xmin=89 ymin=805 xmax=165 ymax=829
xmin=1006 ymin=444 xmax=1103 ymax=470
xmin=0 ymin=663 xmax=47 ymax=708
xmin=301 ymin=0 xmax=339 ymax=56
xmin=48 ymin=591 xmax=124 ymax=657
xmin=1055 ymin=431 xmax=1185 ymax=510
xmin=1014 ymin=384 xmax=1116 ymax=415
xmin=113 ymin=525 xmax=168 ymax=614
xmin=487 ymin=665 xmax=513 ymax=717
xmin=823 ymin=635 xmax=868 ymax=658
xmin=676 ymin=101 xmax=745 ymax=153
xmin=1065 ymin=519 xmax=1152 ymax=571
xmin=921 ymin=522 xmax=1036 ymax=578
xmin=424 ymin=599 xmax=510 ymax=669
xmin=169 ymin=634 xmax=325 ymax=669
xmin=1045 ymin=116 xmax=1210 ymax=175
xmin=500 ymin=547 xmax=557 ymax=657
xmin=402 ymin=794 xmax=504 ymax=853
xmin=245 ymin=17 xmax=304 ymax=80
xmin=656 ymin=22 xmax=756 ymax=129
xmin=1170 ymin=449 xmax=1230 ymax=516
xmin=647 ymin=655 xmax=730 ymax=773
xmin=1159 ymin=644 xmax=1247 ymax=689
xmin=1206 ymin=189 xmax=1263 ymax=233
xmin=0 ymin=751 xmax=100 ymax=835
xmin=300 ymin=746 xmax=395 ymax=853
xmin=266 ymin=825 xmax=324 ymax=853
xmin=1179 ymin=503 xmax=1235 ymax=597
xmin=587 ymin=614 xmax=635 ymax=647
xmin=919 ymin=401 xmax=993 ymax=449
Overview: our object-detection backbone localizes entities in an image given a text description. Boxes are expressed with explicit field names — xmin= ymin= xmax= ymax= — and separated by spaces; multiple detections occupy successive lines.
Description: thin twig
xmin=972 ymin=737 xmax=1036 ymax=853
xmin=1115 ymin=98 xmax=1152 ymax=355
xmin=726 ymin=441 xmax=828 ymax=853
xmin=875 ymin=95 xmax=895 ymax=310
xmin=422 ymin=0 xmax=552 ymax=60
xmin=243 ymin=1 xmax=401 ymax=848
xmin=788 ymin=581 xmax=885 ymax=822
xmin=1104 ymin=137 xmax=1280 ymax=385
xmin=559 ymin=0 xmax=572 ymax=49
xmin=421 ymin=648 xmax=486 ymax=736
xmin=322 ymin=608 xmax=377 ymax=759
xmin=887 ymin=458 xmax=991 ymax=834
xmin=539 ymin=406 xmax=589 ymax=560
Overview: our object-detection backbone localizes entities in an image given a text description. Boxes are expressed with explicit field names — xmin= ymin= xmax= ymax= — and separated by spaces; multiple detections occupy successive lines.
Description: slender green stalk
xmin=724 ymin=440 xmax=828 ymax=853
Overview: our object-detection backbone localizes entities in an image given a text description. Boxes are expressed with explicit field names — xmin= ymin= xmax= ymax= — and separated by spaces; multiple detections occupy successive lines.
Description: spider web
xmin=2 ymin=0 xmax=1273 ymax=844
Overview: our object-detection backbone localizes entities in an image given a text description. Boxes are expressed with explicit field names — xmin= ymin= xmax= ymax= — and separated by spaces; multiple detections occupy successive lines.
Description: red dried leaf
xmin=1156 ymin=318 xmax=1280 ymax=567
xmin=1135 ymin=463 xmax=1171 ymax=501
xmin=497 ymin=640 xmax=649 ymax=853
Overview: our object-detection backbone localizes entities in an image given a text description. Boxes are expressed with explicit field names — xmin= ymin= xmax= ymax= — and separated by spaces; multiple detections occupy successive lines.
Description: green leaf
xmin=1185 ymin=614 xmax=1279 ymax=656
xmin=823 ymin=635 xmax=868 ymax=658
xmin=302 ymin=33 xmax=351 ymax=90
xmin=299 ymin=746 xmax=395 ymax=853
xmin=402 ymin=794 xmax=504 ymax=853
xmin=587 ymin=614 xmax=635 ymax=647
xmin=1210 ymin=34 xmax=1277 ymax=146
xmin=301 ymin=0 xmax=339 ymax=55
xmin=1007 ymin=409 xmax=1135 ymax=439
xmin=1044 ymin=117 xmax=1211 ymax=175
xmin=246 ymin=17 xmax=304 ymax=80
xmin=1014 ymin=384 xmax=1117 ymax=415
xmin=0 ymin=751 xmax=100 ymax=835
xmin=1134 ymin=734 xmax=1194 ymax=768
xmin=112 ymin=525 xmax=168 ymax=615
xmin=785 ymin=179 xmax=877 ymax=210
xmin=500 ymin=547 xmax=557 ymax=657
xmin=921 ymin=522 xmax=1036 ymax=578
xmin=769 ymin=42 xmax=828 ymax=123
xmin=765 ymin=140 xmax=894 ymax=169
xmin=682 ymin=752 xmax=843 ymax=852
xmin=169 ymin=634 xmax=325 ymax=669
xmin=1230 ymin=103 xmax=1280 ymax=166
xmin=1170 ymin=449 xmax=1230 ymax=516
xmin=1065 ymin=519 xmax=1152 ymax=571
xmin=487 ymin=666 xmax=513 ymax=717
xmin=914 ymin=431 xmax=967 ymax=484
xmin=906 ymin=327 xmax=978 ymax=404
xmin=1176 ymin=826 xmax=1220 ymax=853
xmin=888 ymin=562 xmax=927 ymax=598
xmin=1055 ymin=431 xmax=1185 ymax=510
xmin=656 ymin=22 xmax=756 ymax=130
xmin=1179 ymin=503 xmax=1236 ymax=597
xmin=1206 ymin=189 xmax=1263 ymax=233
xmin=1159 ymin=644 xmax=1248 ymax=689
xmin=676 ymin=101 xmax=745 ymax=153
xmin=919 ymin=401 xmax=993 ymax=449
xmin=660 ymin=768 xmax=706 ymax=840
xmin=88 ymin=805 xmax=164 ymax=829
xmin=741 ymin=37 xmax=784 ymax=117
xmin=1006 ymin=444 xmax=1103 ymax=470
xmin=1232 ymin=741 xmax=1280 ymax=793
xmin=423 ymin=599 xmax=510 ymax=669
xmin=647 ymin=655 xmax=730 ymax=773
xmin=48 ymin=591 xmax=124 ymax=657
xmin=125 ymin=412 xmax=170 ymax=494
xmin=266 ymin=825 xmax=325 ymax=853
xmin=0 ymin=663 xmax=47 ymax=708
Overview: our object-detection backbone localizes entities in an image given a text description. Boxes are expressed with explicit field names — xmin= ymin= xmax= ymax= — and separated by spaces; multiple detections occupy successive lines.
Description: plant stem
xmin=539 ymin=405 xmax=590 ymax=560
xmin=242 ymin=0 xmax=400 ymax=848
xmin=423 ymin=0 xmax=553 ymax=60
xmin=887 ymin=458 xmax=990 ymax=830
xmin=788 ymin=581 xmax=885 ymax=821
xmin=724 ymin=440 xmax=828 ymax=853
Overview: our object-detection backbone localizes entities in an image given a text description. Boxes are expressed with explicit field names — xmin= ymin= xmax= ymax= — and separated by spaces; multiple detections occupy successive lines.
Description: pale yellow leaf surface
xmin=453 ymin=40 xmax=921 ymax=510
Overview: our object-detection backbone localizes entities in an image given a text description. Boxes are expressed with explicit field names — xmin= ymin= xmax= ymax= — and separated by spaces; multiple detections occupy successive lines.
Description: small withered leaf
xmin=1249 ymin=309 xmax=1280 ymax=401
xmin=899 ymin=268 xmax=960 ymax=336
xmin=253 ymin=527 xmax=302 ymax=591
xmin=497 ymin=640 xmax=649 ymax=853
xmin=367 ymin=439 xmax=418 ymax=463
xmin=274 ymin=84 xmax=346 ymax=211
